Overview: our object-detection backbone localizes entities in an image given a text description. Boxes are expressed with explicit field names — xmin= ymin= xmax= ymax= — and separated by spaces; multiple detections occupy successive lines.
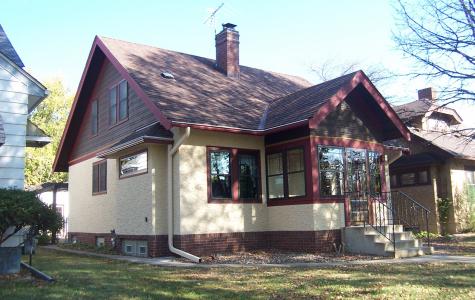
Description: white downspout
xmin=167 ymin=127 xmax=201 ymax=263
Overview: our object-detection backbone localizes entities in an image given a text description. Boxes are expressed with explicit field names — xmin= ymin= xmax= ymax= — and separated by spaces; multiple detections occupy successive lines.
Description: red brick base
xmin=68 ymin=229 xmax=341 ymax=258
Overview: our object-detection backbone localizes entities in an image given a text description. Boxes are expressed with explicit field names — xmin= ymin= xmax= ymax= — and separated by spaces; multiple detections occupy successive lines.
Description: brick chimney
xmin=418 ymin=87 xmax=436 ymax=102
xmin=215 ymin=23 xmax=240 ymax=78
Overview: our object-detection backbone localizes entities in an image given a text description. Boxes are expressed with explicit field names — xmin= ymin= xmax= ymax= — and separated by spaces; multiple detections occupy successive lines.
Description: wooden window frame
xmin=266 ymin=146 xmax=309 ymax=202
xmin=118 ymin=149 xmax=148 ymax=179
xmin=92 ymin=159 xmax=107 ymax=195
xmin=207 ymin=146 xmax=261 ymax=204
xmin=91 ymin=99 xmax=98 ymax=137
xmin=108 ymin=80 xmax=128 ymax=128
xmin=391 ymin=167 xmax=431 ymax=188
xmin=317 ymin=145 xmax=346 ymax=199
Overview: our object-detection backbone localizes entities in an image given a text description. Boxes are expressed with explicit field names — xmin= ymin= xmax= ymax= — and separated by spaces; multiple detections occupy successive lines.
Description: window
xmin=91 ymin=100 xmax=98 ymax=136
xmin=368 ymin=151 xmax=382 ymax=195
xmin=109 ymin=80 xmax=128 ymax=126
xmin=208 ymin=147 xmax=260 ymax=202
xmin=267 ymin=147 xmax=306 ymax=200
xmin=210 ymin=150 xmax=232 ymax=199
xmin=391 ymin=169 xmax=430 ymax=187
xmin=346 ymin=149 xmax=367 ymax=194
xmin=92 ymin=160 xmax=107 ymax=194
xmin=318 ymin=146 xmax=344 ymax=196
xmin=465 ymin=166 xmax=475 ymax=186
xmin=119 ymin=151 xmax=148 ymax=178
xmin=96 ymin=237 xmax=105 ymax=247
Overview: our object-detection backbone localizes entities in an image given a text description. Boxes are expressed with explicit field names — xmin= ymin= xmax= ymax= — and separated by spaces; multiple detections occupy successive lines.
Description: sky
xmin=1 ymin=0 xmax=474 ymax=126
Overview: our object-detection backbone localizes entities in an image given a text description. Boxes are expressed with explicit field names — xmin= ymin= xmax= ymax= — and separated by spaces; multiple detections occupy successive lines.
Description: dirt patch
xmin=179 ymin=250 xmax=385 ymax=264
xmin=430 ymin=233 xmax=475 ymax=256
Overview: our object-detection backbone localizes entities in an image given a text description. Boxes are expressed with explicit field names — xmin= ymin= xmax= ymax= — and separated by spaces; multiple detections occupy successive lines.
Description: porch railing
xmin=348 ymin=190 xmax=431 ymax=256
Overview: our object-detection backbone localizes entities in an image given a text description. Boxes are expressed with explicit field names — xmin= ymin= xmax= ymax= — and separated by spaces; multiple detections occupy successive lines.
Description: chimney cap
xmin=222 ymin=23 xmax=237 ymax=30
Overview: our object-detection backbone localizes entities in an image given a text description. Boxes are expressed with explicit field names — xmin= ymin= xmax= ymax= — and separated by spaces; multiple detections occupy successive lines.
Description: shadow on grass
xmin=0 ymin=249 xmax=474 ymax=300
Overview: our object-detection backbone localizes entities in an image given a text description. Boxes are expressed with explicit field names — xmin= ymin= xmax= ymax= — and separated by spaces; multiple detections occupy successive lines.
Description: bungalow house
xmin=0 ymin=24 xmax=50 ymax=190
xmin=0 ymin=24 xmax=50 ymax=248
xmin=55 ymin=24 xmax=430 ymax=260
xmin=389 ymin=88 xmax=475 ymax=234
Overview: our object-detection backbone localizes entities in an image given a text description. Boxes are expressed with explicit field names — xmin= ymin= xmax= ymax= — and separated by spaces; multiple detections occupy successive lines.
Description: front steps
xmin=342 ymin=225 xmax=434 ymax=258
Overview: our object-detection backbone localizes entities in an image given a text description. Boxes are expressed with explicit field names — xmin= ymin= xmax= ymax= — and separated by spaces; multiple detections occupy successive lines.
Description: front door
xmin=346 ymin=149 xmax=369 ymax=225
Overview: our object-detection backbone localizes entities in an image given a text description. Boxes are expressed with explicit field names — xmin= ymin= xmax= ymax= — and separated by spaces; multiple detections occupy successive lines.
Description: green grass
xmin=1 ymin=249 xmax=474 ymax=299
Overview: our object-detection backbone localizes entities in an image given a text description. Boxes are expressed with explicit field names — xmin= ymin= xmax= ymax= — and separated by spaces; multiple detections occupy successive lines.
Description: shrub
xmin=0 ymin=188 xmax=63 ymax=245
xmin=414 ymin=231 xmax=440 ymax=240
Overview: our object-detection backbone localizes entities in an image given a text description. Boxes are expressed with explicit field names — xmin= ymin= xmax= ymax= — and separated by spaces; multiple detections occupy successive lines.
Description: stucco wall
xmin=174 ymin=128 xmax=269 ymax=235
xmin=68 ymin=157 xmax=117 ymax=234
xmin=268 ymin=203 xmax=345 ymax=231
xmin=449 ymin=158 xmax=475 ymax=232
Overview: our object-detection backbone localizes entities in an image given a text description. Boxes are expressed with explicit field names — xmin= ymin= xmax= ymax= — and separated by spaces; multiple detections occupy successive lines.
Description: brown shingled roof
xmin=100 ymin=37 xmax=312 ymax=130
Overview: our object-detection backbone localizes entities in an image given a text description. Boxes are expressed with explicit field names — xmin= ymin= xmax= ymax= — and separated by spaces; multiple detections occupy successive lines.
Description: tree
xmin=310 ymin=59 xmax=397 ymax=100
xmin=393 ymin=0 xmax=475 ymax=105
xmin=25 ymin=80 xmax=73 ymax=187
xmin=0 ymin=189 xmax=63 ymax=245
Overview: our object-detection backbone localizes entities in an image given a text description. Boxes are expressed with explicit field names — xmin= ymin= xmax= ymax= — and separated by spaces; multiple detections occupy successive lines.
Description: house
xmin=0 ymin=24 xmax=50 ymax=190
xmin=389 ymin=88 xmax=475 ymax=234
xmin=28 ymin=182 xmax=69 ymax=240
xmin=0 ymin=24 xmax=50 ymax=249
xmin=55 ymin=24 xmax=429 ymax=260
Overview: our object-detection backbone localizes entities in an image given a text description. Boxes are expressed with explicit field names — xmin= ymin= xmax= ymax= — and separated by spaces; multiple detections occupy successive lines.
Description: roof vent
xmin=161 ymin=72 xmax=174 ymax=79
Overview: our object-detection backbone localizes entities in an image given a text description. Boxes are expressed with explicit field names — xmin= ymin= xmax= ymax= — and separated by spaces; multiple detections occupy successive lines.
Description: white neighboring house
xmin=0 ymin=24 xmax=50 ymax=247
xmin=35 ymin=183 xmax=69 ymax=239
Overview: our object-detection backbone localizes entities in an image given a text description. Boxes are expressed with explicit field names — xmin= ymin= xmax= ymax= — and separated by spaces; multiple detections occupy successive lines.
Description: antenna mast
xmin=204 ymin=2 xmax=224 ymax=34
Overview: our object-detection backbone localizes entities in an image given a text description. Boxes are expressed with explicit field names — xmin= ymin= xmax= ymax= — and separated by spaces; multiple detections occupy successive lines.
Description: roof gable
xmin=0 ymin=25 xmax=24 ymax=68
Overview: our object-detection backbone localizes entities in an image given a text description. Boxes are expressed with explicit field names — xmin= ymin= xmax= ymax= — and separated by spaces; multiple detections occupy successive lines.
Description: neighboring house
xmin=0 ymin=24 xmax=50 ymax=190
xmin=55 ymin=24 xmax=426 ymax=259
xmin=28 ymin=182 xmax=69 ymax=239
xmin=389 ymin=88 xmax=475 ymax=234
xmin=0 ymin=24 xmax=50 ymax=249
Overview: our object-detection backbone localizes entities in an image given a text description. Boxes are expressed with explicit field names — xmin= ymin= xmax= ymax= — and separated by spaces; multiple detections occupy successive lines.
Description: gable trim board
xmin=54 ymin=37 xmax=410 ymax=172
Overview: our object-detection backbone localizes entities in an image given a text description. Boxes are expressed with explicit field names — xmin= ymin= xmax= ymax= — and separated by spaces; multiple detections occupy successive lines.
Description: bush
xmin=0 ymin=188 xmax=63 ymax=245
xmin=414 ymin=231 xmax=440 ymax=240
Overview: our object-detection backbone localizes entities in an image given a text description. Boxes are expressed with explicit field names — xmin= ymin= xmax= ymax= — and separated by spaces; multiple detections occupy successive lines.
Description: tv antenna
xmin=204 ymin=2 xmax=224 ymax=34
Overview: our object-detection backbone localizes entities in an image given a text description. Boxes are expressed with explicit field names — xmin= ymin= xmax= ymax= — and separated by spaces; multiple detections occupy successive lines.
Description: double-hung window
xmin=267 ymin=147 xmax=306 ymax=200
xmin=208 ymin=147 xmax=260 ymax=202
xmin=109 ymin=80 xmax=128 ymax=126
xmin=92 ymin=160 xmax=107 ymax=194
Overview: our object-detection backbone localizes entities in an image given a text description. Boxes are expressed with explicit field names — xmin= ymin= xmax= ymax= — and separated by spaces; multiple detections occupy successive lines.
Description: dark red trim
xmin=172 ymin=119 xmax=309 ymax=136
xmin=265 ymin=138 xmax=313 ymax=205
xmin=310 ymin=71 xmax=411 ymax=142
xmin=312 ymin=136 xmax=385 ymax=152
xmin=53 ymin=36 xmax=172 ymax=172
xmin=206 ymin=146 xmax=262 ymax=204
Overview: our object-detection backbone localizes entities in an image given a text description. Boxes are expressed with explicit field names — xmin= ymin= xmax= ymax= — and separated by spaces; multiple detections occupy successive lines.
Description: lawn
xmin=432 ymin=233 xmax=475 ymax=256
xmin=0 ymin=249 xmax=474 ymax=300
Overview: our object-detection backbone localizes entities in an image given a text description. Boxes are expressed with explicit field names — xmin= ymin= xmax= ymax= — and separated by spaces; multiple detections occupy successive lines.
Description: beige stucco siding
xmin=268 ymin=203 xmax=345 ymax=231
xmin=449 ymin=158 xmax=475 ymax=232
xmin=68 ymin=157 xmax=117 ymax=233
xmin=174 ymin=128 xmax=269 ymax=235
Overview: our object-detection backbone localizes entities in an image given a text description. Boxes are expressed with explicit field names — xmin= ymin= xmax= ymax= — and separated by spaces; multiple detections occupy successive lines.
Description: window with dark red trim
xmin=207 ymin=147 xmax=260 ymax=203
xmin=266 ymin=147 xmax=307 ymax=200
xmin=109 ymin=80 xmax=128 ymax=126
xmin=91 ymin=99 xmax=98 ymax=136
xmin=119 ymin=150 xmax=148 ymax=179
xmin=92 ymin=160 xmax=107 ymax=194
xmin=390 ymin=168 xmax=430 ymax=188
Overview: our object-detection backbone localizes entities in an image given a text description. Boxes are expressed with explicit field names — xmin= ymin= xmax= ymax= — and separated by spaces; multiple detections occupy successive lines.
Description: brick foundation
xmin=68 ymin=229 xmax=341 ymax=258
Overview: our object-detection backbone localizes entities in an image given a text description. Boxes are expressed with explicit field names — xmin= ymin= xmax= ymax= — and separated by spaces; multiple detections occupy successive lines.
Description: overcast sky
xmin=1 ymin=0 xmax=474 ymax=126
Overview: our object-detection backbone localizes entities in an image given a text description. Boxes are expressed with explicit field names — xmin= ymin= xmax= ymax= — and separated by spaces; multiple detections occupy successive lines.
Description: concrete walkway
xmin=43 ymin=246 xmax=475 ymax=268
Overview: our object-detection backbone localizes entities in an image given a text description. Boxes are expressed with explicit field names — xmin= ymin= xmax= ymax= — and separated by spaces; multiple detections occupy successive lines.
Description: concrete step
xmin=347 ymin=225 xmax=404 ymax=235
